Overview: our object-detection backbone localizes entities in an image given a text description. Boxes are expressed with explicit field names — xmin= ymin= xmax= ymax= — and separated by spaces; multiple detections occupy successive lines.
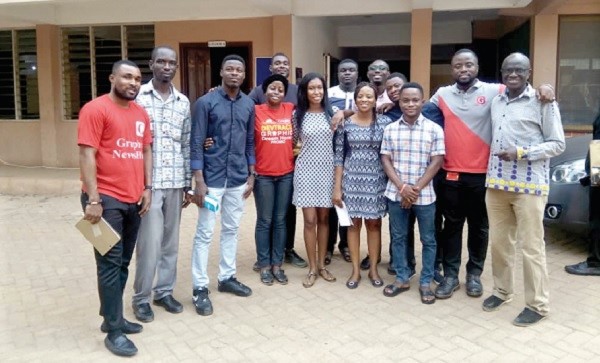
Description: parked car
xmin=544 ymin=134 xmax=592 ymax=235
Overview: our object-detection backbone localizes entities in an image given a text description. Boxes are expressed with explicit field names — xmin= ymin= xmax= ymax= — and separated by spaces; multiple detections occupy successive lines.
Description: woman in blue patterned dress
xmin=332 ymin=82 xmax=392 ymax=289
xmin=292 ymin=73 xmax=337 ymax=288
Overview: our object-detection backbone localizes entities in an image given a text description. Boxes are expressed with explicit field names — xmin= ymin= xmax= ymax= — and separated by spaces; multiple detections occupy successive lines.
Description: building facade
xmin=0 ymin=0 xmax=598 ymax=167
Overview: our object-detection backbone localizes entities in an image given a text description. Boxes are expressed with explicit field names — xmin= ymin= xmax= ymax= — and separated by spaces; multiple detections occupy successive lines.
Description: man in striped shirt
xmin=132 ymin=46 xmax=192 ymax=323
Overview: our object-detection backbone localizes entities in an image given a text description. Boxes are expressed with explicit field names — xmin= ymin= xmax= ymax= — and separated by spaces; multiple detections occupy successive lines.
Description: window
xmin=558 ymin=16 xmax=600 ymax=129
xmin=61 ymin=25 xmax=154 ymax=120
xmin=0 ymin=29 xmax=39 ymax=120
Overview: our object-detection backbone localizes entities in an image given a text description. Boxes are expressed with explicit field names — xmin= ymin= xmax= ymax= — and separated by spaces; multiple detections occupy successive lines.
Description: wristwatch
xmin=144 ymin=185 xmax=153 ymax=190
xmin=249 ymin=171 xmax=258 ymax=178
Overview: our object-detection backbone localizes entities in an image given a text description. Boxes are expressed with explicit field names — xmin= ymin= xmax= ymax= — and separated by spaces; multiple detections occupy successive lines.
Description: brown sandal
xmin=319 ymin=267 xmax=337 ymax=282
xmin=302 ymin=272 xmax=318 ymax=288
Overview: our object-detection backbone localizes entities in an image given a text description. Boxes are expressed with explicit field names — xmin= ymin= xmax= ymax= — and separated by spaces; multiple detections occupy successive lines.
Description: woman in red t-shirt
xmin=253 ymin=74 xmax=295 ymax=286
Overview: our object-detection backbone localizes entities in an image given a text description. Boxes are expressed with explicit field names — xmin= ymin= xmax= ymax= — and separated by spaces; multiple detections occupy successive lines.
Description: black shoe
xmin=360 ymin=255 xmax=381 ymax=270
xmin=408 ymin=268 xmax=416 ymax=280
xmin=565 ymin=261 xmax=600 ymax=276
xmin=360 ymin=256 xmax=370 ymax=270
xmin=387 ymin=263 xmax=395 ymax=276
xmin=466 ymin=274 xmax=483 ymax=297
xmin=192 ymin=288 xmax=213 ymax=316
xmin=434 ymin=277 xmax=460 ymax=299
xmin=285 ymin=249 xmax=308 ymax=268
xmin=272 ymin=268 xmax=288 ymax=285
xmin=100 ymin=319 xmax=143 ymax=334
xmin=482 ymin=295 xmax=512 ymax=312
xmin=252 ymin=261 xmax=260 ymax=272
xmin=513 ymin=308 xmax=547 ymax=327
xmin=153 ymin=295 xmax=183 ymax=314
xmin=433 ymin=269 xmax=444 ymax=285
xmin=104 ymin=333 xmax=137 ymax=357
xmin=218 ymin=277 xmax=252 ymax=297
xmin=260 ymin=269 xmax=274 ymax=286
xmin=132 ymin=303 xmax=154 ymax=323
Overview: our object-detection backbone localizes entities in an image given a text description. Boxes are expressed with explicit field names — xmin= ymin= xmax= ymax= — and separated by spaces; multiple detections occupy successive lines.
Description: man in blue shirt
xmin=190 ymin=54 xmax=256 ymax=316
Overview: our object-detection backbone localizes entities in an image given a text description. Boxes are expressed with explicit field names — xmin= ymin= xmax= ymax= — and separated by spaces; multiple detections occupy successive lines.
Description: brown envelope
xmin=75 ymin=217 xmax=121 ymax=255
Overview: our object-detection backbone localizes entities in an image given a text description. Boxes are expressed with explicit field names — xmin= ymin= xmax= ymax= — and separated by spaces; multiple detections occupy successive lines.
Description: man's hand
xmin=495 ymin=147 xmax=517 ymax=161
xmin=243 ymin=175 xmax=255 ymax=199
xmin=138 ymin=189 xmax=152 ymax=216
xmin=377 ymin=102 xmax=394 ymax=114
xmin=83 ymin=204 xmax=103 ymax=224
xmin=401 ymin=198 xmax=413 ymax=209
xmin=536 ymin=84 xmax=555 ymax=103
xmin=182 ymin=190 xmax=193 ymax=208
xmin=332 ymin=188 xmax=343 ymax=208
xmin=330 ymin=110 xmax=345 ymax=131
xmin=194 ymin=181 xmax=208 ymax=207
xmin=204 ymin=137 xmax=214 ymax=150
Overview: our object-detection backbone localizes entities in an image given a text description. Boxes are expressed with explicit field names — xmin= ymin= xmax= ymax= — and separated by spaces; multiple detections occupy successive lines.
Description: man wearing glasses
xmin=482 ymin=52 xmax=564 ymax=326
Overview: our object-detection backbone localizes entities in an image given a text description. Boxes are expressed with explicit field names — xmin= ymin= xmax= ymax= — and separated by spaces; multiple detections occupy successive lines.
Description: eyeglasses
xmin=501 ymin=68 xmax=530 ymax=75
xmin=368 ymin=65 xmax=389 ymax=71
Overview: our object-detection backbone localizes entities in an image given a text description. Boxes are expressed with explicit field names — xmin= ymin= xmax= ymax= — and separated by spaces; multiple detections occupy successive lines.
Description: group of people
xmin=77 ymin=45 xmax=568 ymax=357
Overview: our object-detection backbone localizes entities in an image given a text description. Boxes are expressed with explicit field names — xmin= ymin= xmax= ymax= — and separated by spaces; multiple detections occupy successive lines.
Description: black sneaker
xmin=465 ymin=274 xmax=483 ymax=297
xmin=104 ymin=333 xmax=137 ymax=357
xmin=218 ymin=277 xmax=252 ymax=297
xmin=387 ymin=263 xmax=395 ymax=276
xmin=482 ymin=295 xmax=512 ymax=312
xmin=193 ymin=288 xmax=213 ymax=316
xmin=100 ymin=319 xmax=143 ymax=334
xmin=408 ymin=268 xmax=416 ymax=280
xmin=565 ymin=261 xmax=600 ymax=276
xmin=360 ymin=255 xmax=371 ymax=270
xmin=434 ymin=276 xmax=460 ymax=299
xmin=433 ymin=269 xmax=444 ymax=285
xmin=153 ymin=295 xmax=183 ymax=313
xmin=513 ymin=308 xmax=547 ymax=327
xmin=285 ymin=249 xmax=308 ymax=268
xmin=252 ymin=261 xmax=260 ymax=272
xmin=132 ymin=303 xmax=154 ymax=323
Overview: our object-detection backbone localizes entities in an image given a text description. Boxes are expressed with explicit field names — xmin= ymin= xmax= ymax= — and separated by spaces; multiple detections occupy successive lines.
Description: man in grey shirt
xmin=482 ymin=52 xmax=565 ymax=327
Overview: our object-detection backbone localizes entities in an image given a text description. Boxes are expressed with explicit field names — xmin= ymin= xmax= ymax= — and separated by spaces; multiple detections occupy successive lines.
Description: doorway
xmin=180 ymin=43 xmax=252 ymax=103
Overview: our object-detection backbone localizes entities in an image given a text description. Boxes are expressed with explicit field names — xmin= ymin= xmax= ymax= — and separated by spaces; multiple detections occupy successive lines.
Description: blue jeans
xmin=191 ymin=183 xmax=246 ymax=289
xmin=254 ymin=172 xmax=293 ymax=268
xmin=388 ymin=199 xmax=437 ymax=285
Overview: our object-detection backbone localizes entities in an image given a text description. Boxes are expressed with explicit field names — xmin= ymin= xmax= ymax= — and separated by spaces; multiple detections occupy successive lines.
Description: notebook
xmin=75 ymin=217 xmax=121 ymax=256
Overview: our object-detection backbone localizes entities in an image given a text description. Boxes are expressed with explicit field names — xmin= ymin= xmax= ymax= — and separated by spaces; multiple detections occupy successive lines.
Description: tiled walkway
xmin=0 ymin=168 xmax=599 ymax=362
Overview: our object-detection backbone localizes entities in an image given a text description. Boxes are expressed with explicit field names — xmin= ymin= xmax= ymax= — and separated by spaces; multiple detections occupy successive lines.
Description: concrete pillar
xmin=410 ymin=8 xmax=433 ymax=97
xmin=530 ymin=14 xmax=558 ymax=88
xmin=36 ymin=24 xmax=62 ymax=167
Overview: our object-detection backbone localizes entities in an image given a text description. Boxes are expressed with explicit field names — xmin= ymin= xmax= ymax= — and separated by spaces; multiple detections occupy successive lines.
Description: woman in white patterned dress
xmin=292 ymin=72 xmax=337 ymax=288
xmin=332 ymin=82 xmax=392 ymax=290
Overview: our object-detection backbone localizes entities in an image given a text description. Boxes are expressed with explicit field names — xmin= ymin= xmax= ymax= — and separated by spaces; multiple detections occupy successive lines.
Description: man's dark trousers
xmin=439 ymin=171 xmax=488 ymax=278
xmin=81 ymin=193 xmax=141 ymax=334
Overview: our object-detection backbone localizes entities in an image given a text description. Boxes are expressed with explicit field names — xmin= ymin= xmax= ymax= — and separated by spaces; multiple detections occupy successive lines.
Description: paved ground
xmin=1 ymin=173 xmax=599 ymax=362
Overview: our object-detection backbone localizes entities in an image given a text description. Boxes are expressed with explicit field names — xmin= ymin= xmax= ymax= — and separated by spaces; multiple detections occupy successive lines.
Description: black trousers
xmin=588 ymin=187 xmax=600 ymax=266
xmin=438 ymin=171 xmax=488 ymax=278
xmin=81 ymin=193 xmax=141 ymax=334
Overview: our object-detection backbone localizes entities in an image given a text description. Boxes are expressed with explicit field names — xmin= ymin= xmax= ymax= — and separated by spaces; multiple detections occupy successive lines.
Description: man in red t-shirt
xmin=77 ymin=60 xmax=152 ymax=357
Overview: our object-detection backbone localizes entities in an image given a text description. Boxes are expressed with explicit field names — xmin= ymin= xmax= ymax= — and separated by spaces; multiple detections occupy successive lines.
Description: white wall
xmin=292 ymin=16 xmax=341 ymax=82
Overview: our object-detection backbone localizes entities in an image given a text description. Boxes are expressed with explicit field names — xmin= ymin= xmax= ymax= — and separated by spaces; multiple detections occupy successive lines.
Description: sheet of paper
xmin=334 ymin=202 xmax=353 ymax=227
